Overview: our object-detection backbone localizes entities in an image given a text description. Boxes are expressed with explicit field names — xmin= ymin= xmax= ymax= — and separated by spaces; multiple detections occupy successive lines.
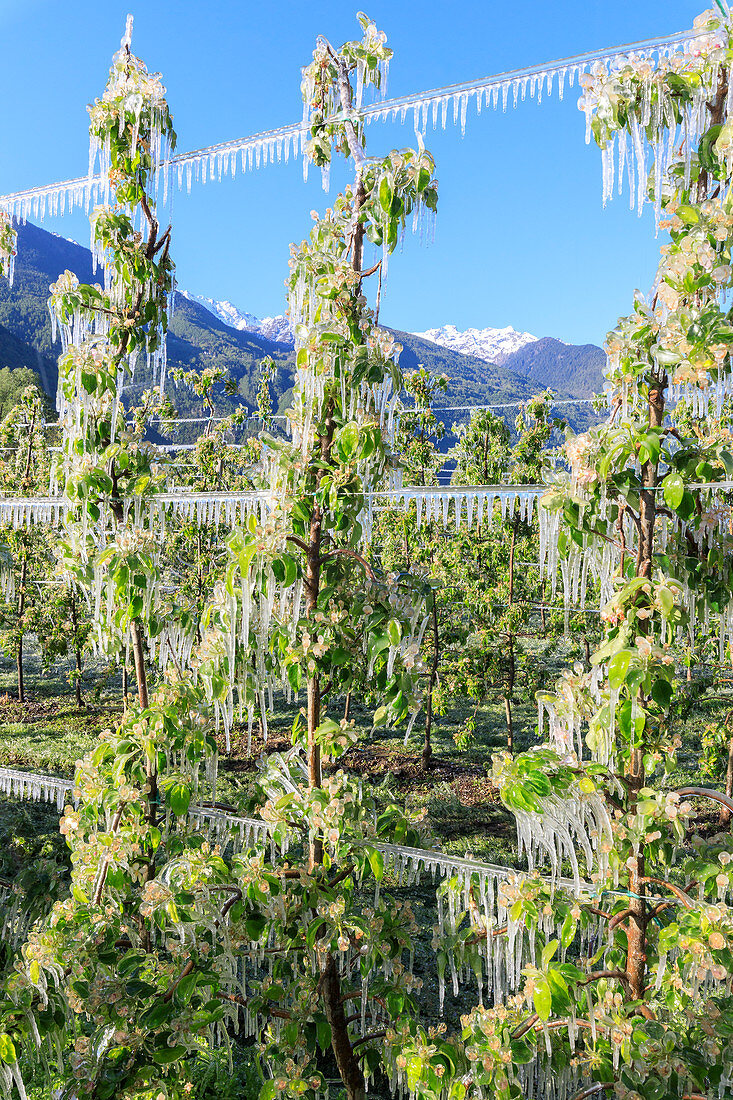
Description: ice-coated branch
xmin=570 ymin=1086 xmax=614 ymax=1100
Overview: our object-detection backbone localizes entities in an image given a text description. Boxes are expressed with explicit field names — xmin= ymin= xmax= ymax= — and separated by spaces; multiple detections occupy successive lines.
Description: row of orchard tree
xmin=0 ymin=361 xmax=570 ymax=738
xmin=0 ymin=6 xmax=732 ymax=1100
xmin=0 ymin=291 xmax=571 ymax=747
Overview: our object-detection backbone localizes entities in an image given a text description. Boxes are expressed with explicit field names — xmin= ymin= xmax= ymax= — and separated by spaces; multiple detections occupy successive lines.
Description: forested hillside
xmin=0 ymin=223 xmax=599 ymax=430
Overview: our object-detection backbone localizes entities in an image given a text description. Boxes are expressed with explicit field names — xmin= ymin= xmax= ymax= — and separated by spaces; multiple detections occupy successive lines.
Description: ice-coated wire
xmin=0 ymin=27 xmax=706 ymax=221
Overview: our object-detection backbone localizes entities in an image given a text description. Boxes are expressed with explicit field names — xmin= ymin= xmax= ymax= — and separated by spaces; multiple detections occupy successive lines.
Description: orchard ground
xmin=0 ymin=633 xmax=727 ymax=871
xmin=0 ymin=637 xmax=730 ymax=1097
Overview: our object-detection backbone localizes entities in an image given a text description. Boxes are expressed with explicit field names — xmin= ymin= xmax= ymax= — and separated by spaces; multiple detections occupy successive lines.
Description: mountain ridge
xmin=181 ymin=293 xmax=605 ymax=400
xmin=0 ymin=222 xmax=603 ymax=432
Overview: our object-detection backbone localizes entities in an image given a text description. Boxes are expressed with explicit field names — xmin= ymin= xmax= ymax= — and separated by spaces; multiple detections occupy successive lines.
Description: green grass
xmin=0 ymin=703 xmax=116 ymax=773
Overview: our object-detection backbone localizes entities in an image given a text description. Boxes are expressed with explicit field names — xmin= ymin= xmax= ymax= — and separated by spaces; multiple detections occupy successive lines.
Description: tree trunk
xmin=75 ymin=652 xmax=83 ymax=709
xmin=322 ymin=953 xmax=366 ymax=1100
xmin=16 ymin=638 xmax=23 ymax=706
xmin=721 ymin=711 xmax=733 ymax=827
xmin=306 ymin=512 xmax=323 ymax=792
xmin=343 ymin=691 xmax=351 ymax=722
xmin=422 ymin=592 xmax=439 ymax=771
xmin=16 ymin=557 xmax=27 ymax=704
xmin=130 ymin=618 xmax=155 ymax=832
xmin=305 ymin=496 xmax=324 ymax=869
xmin=625 ymin=759 xmax=647 ymax=1001
xmin=70 ymin=591 xmax=83 ymax=708
xmin=503 ymin=694 xmax=514 ymax=755
xmin=717 ymin=708 xmax=726 ymax=822
xmin=625 ymin=383 xmax=665 ymax=1003
xmin=505 ymin=518 xmax=517 ymax=753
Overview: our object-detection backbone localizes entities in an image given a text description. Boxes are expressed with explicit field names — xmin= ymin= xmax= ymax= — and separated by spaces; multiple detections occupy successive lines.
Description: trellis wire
xmin=0 ymin=27 xmax=706 ymax=223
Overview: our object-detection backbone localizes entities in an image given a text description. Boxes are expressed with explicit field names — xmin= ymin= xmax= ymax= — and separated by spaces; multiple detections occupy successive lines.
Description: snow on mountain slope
xmin=257 ymin=316 xmax=294 ymax=345
xmin=182 ymin=292 xmax=294 ymax=346
xmin=410 ymin=323 xmax=538 ymax=364
xmin=184 ymin=295 xmax=550 ymax=368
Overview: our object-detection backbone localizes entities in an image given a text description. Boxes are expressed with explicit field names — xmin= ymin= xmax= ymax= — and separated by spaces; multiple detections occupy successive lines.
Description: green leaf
xmin=547 ymin=968 xmax=571 ymax=1014
xmin=152 ymin=1045 xmax=187 ymax=1064
xmin=329 ymin=647 xmax=351 ymax=667
xmin=373 ymin=704 xmax=388 ymax=726
xmin=238 ymin=543 xmax=257 ymax=577
xmin=662 ymin=471 xmax=684 ymax=510
xmin=532 ymin=978 xmax=552 ymax=1021
xmin=676 ymin=203 xmax=699 ymax=225
xmin=560 ymin=912 xmax=576 ymax=949
xmin=367 ymin=848 xmax=384 ymax=881
xmin=541 ymin=939 xmax=558 ymax=968
xmin=676 ymin=490 xmax=696 ymax=522
xmin=510 ymin=1038 xmax=535 ymax=1064
xmin=651 ymin=679 xmax=673 ymax=709
xmin=337 ymin=423 xmax=360 ymax=460
xmin=0 ymin=1034 xmax=17 ymax=1065
xmin=526 ymin=772 xmax=551 ymax=797
xmin=166 ymin=782 xmax=191 ymax=817
xmin=246 ymin=915 xmax=267 ymax=940
xmin=175 ymin=971 xmax=199 ymax=1005
xmin=140 ymin=1002 xmax=175 ymax=1028
xmin=608 ymin=649 xmax=633 ymax=690
xmin=378 ymin=176 xmax=394 ymax=214
xmin=316 ymin=1017 xmax=331 ymax=1053
xmin=417 ymin=167 xmax=431 ymax=192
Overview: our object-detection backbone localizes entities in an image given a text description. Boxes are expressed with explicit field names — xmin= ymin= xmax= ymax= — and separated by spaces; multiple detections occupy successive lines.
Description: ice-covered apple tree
xmin=0 ymin=15 xmax=463 ymax=1100
xmin=184 ymin=16 xmax=451 ymax=1099
xmin=447 ymin=8 xmax=733 ymax=1100
xmin=0 ymin=20 xmax=228 ymax=1100
xmin=0 ymin=385 xmax=54 ymax=702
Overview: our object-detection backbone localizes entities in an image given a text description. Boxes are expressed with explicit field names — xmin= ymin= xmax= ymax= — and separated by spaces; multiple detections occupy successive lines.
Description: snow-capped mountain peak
xmin=411 ymin=323 xmax=539 ymax=364
xmin=183 ymin=295 xmax=542 ymax=366
xmin=182 ymin=292 xmax=259 ymax=331
xmin=182 ymin=292 xmax=294 ymax=346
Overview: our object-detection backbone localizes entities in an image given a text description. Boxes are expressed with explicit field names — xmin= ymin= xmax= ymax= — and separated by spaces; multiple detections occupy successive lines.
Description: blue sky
xmin=0 ymin=0 xmax=709 ymax=346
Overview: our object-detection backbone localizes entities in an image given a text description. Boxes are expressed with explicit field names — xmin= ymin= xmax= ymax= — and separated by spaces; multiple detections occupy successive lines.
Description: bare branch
xmin=319 ymin=547 xmax=377 ymax=580
xmin=352 ymin=1030 xmax=387 ymax=1051
xmin=677 ymin=785 xmax=733 ymax=817
xmin=639 ymin=876 xmax=694 ymax=909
